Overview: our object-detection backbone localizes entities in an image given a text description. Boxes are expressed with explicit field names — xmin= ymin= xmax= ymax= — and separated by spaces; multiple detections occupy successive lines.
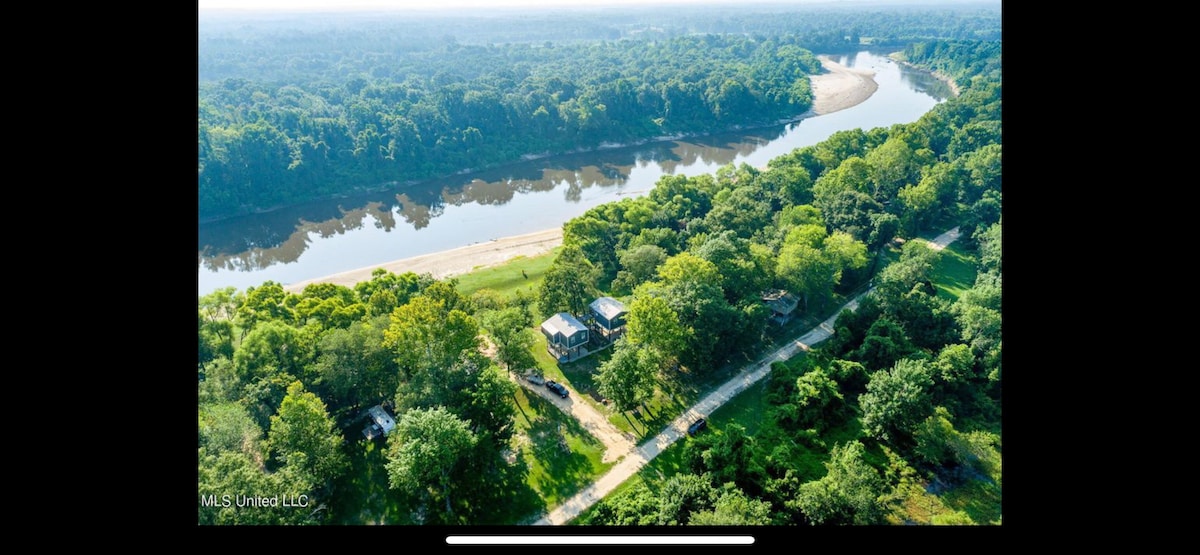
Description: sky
xmin=196 ymin=0 xmax=949 ymax=11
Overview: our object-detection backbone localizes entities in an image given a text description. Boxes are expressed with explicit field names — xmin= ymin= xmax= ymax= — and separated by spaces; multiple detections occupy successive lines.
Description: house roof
xmin=541 ymin=312 xmax=588 ymax=337
xmin=589 ymin=296 xmax=628 ymax=321
xmin=762 ymin=289 xmax=799 ymax=315
xmin=367 ymin=405 xmax=396 ymax=434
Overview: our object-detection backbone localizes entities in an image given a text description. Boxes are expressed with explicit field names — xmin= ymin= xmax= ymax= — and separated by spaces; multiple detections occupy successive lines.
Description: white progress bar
xmin=446 ymin=536 xmax=754 ymax=545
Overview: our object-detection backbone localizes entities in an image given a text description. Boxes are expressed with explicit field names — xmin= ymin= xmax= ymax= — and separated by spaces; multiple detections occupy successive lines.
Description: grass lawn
xmin=940 ymin=476 xmax=1002 ymax=524
xmin=510 ymin=384 xmax=613 ymax=521
xmin=707 ymin=377 xmax=769 ymax=436
xmin=568 ymin=429 xmax=692 ymax=525
xmin=329 ymin=437 xmax=413 ymax=524
xmin=923 ymin=240 xmax=977 ymax=302
xmin=454 ymin=248 xmax=559 ymax=300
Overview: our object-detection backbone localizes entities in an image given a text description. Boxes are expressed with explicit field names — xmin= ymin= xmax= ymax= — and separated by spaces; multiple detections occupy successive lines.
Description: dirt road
xmin=530 ymin=227 xmax=962 ymax=525
xmin=512 ymin=372 xmax=637 ymax=464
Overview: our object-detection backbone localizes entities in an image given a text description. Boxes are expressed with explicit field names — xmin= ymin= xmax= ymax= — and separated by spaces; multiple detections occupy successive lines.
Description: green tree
xmin=199 ymin=402 xmax=263 ymax=459
xmin=267 ymin=381 xmax=348 ymax=487
xmin=794 ymin=441 xmax=886 ymax=525
xmin=793 ymin=369 xmax=849 ymax=432
xmin=596 ymin=340 xmax=658 ymax=414
xmin=198 ymin=450 xmax=317 ymax=525
xmin=386 ymin=407 xmax=478 ymax=521
xmin=953 ymin=272 xmax=1002 ymax=375
xmin=977 ymin=220 xmax=1002 ymax=275
xmin=625 ymin=292 xmax=690 ymax=367
xmin=612 ymin=244 xmax=668 ymax=293
xmin=685 ymin=423 xmax=757 ymax=491
xmin=236 ymin=281 xmax=295 ymax=332
xmin=311 ymin=315 xmax=397 ymax=415
xmin=693 ymin=231 xmax=772 ymax=303
xmin=537 ymin=244 xmax=598 ymax=317
xmin=688 ymin=484 xmax=773 ymax=525
xmin=776 ymin=224 xmax=867 ymax=311
xmin=233 ymin=320 xmax=314 ymax=383
xmin=657 ymin=473 xmax=718 ymax=525
xmin=479 ymin=307 xmax=538 ymax=373
xmin=383 ymin=294 xmax=481 ymax=382
xmin=859 ymin=358 xmax=935 ymax=444
xmin=865 ymin=137 xmax=924 ymax=201
xmin=913 ymin=406 xmax=1002 ymax=483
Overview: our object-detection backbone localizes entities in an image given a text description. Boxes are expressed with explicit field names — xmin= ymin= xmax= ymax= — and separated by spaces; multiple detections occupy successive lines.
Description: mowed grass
xmin=568 ymin=428 xmax=692 ymax=525
xmin=923 ymin=240 xmax=977 ymax=302
xmin=330 ymin=438 xmax=412 ymax=524
xmin=454 ymin=248 xmax=559 ymax=299
xmin=510 ymin=384 xmax=613 ymax=520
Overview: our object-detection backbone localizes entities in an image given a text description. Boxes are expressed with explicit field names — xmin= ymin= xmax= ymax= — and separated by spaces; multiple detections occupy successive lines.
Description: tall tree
xmin=233 ymin=320 xmax=314 ymax=383
xmin=777 ymin=224 xmax=867 ymax=311
xmin=793 ymin=441 xmax=887 ymax=525
xmin=859 ymin=358 xmax=935 ymax=444
xmin=537 ymin=244 xmax=599 ymax=317
xmin=311 ymin=315 xmax=397 ymax=415
xmin=383 ymin=294 xmax=481 ymax=382
xmin=596 ymin=340 xmax=658 ymax=413
xmin=267 ymin=380 xmax=348 ymax=487
xmin=688 ymin=485 xmax=773 ymax=526
xmin=479 ymin=307 xmax=538 ymax=373
xmin=385 ymin=407 xmax=478 ymax=521
xmin=198 ymin=449 xmax=316 ymax=525
xmin=625 ymin=293 xmax=690 ymax=368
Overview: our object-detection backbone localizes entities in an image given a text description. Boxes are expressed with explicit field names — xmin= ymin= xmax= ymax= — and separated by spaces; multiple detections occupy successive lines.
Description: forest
xmin=198 ymin=3 xmax=1001 ymax=220
xmin=198 ymin=4 xmax=1001 ymax=527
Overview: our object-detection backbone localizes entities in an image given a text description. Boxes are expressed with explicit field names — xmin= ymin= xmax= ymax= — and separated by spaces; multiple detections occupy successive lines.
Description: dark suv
xmin=545 ymin=380 xmax=569 ymax=399
xmin=687 ymin=417 xmax=707 ymax=436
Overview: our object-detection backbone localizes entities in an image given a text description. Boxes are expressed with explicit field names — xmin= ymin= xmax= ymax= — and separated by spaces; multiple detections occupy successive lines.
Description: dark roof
xmin=589 ymin=296 xmax=628 ymax=321
xmin=541 ymin=312 xmax=588 ymax=337
xmin=762 ymin=289 xmax=799 ymax=315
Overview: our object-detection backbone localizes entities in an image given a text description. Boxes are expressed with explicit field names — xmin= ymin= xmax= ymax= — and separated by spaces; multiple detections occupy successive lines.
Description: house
xmin=588 ymin=296 xmax=629 ymax=342
xmin=362 ymin=405 xmax=396 ymax=440
xmin=541 ymin=312 xmax=590 ymax=362
xmin=762 ymin=289 xmax=799 ymax=326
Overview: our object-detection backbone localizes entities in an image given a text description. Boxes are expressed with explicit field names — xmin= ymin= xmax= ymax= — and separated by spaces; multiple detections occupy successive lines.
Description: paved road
xmin=529 ymin=227 xmax=961 ymax=525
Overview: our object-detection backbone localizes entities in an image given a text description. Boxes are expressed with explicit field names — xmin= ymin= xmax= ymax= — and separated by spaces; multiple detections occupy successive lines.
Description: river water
xmin=198 ymin=50 xmax=951 ymax=296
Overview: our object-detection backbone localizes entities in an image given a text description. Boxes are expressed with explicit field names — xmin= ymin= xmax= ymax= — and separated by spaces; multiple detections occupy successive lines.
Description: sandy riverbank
xmin=808 ymin=54 xmax=880 ymax=115
xmin=284 ymin=227 xmax=565 ymax=293
xmin=283 ymin=57 xmax=879 ymax=293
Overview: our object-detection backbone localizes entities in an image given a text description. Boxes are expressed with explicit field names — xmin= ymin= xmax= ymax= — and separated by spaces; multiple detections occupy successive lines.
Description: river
xmin=197 ymin=50 xmax=952 ymax=296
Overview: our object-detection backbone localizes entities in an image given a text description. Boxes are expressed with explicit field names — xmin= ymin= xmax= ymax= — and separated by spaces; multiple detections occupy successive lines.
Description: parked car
xmin=687 ymin=417 xmax=707 ymax=436
xmin=545 ymin=380 xmax=570 ymax=398
xmin=526 ymin=373 xmax=546 ymax=385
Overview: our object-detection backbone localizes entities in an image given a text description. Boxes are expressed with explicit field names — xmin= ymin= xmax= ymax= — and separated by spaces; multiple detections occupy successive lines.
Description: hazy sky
xmin=197 ymin=0 xmax=920 ymax=11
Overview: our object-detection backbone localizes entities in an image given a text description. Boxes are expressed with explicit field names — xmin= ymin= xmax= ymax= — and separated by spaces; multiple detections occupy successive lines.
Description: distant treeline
xmin=197 ymin=4 xmax=1001 ymax=220
xmin=199 ymin=4 xmax=1001 ymax=83
xmin=199 ymin=34 xmax=820 ymax=220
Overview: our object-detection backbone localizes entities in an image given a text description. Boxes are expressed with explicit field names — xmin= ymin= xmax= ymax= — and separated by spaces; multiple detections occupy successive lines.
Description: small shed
xmin=362 ymin=405 xmax=396 ymax=440
xmin=762 ymin=289 xmax=799 ymax=326
xmin=541 ymin=312 xmax=590 ymax=362
xmin=589 ymin=296 xmax=629 ymax=340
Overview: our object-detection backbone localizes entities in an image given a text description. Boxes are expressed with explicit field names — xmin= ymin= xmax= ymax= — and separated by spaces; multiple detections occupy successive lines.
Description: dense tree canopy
xmin=199 ymin=29 xmax=1001 ymax=525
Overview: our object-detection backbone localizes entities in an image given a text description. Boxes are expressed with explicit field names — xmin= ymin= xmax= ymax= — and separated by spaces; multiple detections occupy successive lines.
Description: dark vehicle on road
xmin=546 ymin=380 xmax=569 ymax=398
xmin=687 ymin=417 xmax=707 ymax=435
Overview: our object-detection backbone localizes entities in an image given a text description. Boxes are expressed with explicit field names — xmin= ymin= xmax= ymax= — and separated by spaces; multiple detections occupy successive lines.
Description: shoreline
xmin=283 ymin=227 xmax=565 ymax=293
xmin=282 ymin=56 xmax=881 ymax=293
